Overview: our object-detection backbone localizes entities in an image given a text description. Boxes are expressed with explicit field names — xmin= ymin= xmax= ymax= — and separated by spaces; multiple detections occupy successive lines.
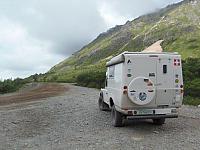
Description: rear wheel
xmin=111 ymin=105 xmax=124 ymax=127
xmin=98 ymin=94 xmax=109 ymax=111
xmin=153 ymin=118 xmax=165 ymax=125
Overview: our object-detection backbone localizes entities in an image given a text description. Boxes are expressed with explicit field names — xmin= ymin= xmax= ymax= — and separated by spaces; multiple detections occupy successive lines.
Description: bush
xmin=183 ymin=58 xmax=200 ymax=82
xmin=0 ymin=78 xmax=27 ymax=94
xmin=183 ymin=96 xmax=200 ymax=106
xmin=184 ymin=78 xmax=200 ymax=97
xmin=76 ymin=71 xmax=106 ymax=89
xmin=183 ymin=58 xmax=200 ymax=98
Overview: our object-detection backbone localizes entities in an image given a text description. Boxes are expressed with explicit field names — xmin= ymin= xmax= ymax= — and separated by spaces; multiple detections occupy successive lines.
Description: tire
xmin=111 ymin=105 xmax=124 ymax=127
xmin=153 ymin=118 xmax=165 ymax=125
xmin=98 ymin=94 xmax=109 ymax=111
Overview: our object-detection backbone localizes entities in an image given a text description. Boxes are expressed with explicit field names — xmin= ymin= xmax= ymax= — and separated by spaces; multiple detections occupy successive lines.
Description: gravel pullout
xmin=0 ymin=84 xmax=199 ymax=150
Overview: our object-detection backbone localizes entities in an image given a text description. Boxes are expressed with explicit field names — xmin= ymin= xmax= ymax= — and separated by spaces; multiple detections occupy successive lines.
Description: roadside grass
xmin=0 ymin=78 xmax=27 ymax=94
xmin=183 ymin=96 xmax=200 ymax=106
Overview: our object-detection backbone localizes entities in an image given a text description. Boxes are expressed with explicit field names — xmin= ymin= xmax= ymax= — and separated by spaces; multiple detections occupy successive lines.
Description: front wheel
xmin=111 ymin=105 xmax=124 ymax=127
xmin=153 ymin=118 xmax=165 ymax=125
xmin=98 ymin=94 xmax=109 ymax=111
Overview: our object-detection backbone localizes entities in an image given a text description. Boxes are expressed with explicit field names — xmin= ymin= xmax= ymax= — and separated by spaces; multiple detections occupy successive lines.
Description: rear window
xmin=163 ymin=65 xmax=167 ymax=74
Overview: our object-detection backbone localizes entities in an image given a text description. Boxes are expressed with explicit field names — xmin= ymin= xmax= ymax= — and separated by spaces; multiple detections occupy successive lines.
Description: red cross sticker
xmin=174 ymin=59 xmax=180 ymax=66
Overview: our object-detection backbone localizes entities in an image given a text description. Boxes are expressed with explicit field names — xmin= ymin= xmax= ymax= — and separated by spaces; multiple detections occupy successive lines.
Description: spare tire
xmin=128 ymin=77 xmax=155 ymax=105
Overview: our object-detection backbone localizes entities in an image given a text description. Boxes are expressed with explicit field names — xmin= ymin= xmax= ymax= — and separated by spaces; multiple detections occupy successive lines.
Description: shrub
xmin=183 ymin=96 xmax=200 ymax=106
xmin=76 ymin=71 xmax=106 ymax=89
xmin=0 ymin=78 xmax=27 ymax=94
xmin=183 ymin=58 xmax=200 ymax=98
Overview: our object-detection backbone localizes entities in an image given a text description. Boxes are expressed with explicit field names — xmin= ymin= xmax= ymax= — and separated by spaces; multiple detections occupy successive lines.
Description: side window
xmin=109 ymin=66 xmax=115 ymax=78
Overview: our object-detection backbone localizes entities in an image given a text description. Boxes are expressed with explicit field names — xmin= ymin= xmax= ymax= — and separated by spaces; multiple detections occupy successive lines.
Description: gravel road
xmin=0 ymin=83 xmax=200 ymax=150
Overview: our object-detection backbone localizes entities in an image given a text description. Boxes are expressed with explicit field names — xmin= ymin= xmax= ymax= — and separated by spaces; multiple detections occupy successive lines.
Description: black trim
xmin=149 ymin=55 xmax=158 ymax=57
xmin=106 ymin=60 xmax=124 ymax=67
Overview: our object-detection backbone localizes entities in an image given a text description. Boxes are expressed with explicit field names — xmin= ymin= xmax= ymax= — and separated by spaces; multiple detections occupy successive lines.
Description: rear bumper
xmin=127 ymin=114 xmax=178 ymax=120
xmin=116 ymin=106 xmax=179 ymax=119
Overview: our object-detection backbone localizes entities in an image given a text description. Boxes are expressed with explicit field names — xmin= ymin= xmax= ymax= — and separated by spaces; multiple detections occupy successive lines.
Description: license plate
xmin=138 ymin=109 xmax=153 ymax=115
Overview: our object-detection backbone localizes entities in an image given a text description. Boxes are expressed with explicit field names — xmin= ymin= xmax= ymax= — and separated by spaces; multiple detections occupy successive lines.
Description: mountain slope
xmin=42 ymin=0 xmax=200 ymax=82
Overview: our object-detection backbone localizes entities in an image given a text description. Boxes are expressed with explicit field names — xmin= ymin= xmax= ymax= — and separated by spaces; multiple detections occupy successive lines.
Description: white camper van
xmin=99 ymin=51 xmax=183 ymax=127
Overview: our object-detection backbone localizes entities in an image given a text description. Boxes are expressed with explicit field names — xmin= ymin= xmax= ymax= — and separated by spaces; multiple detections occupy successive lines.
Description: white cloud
xmin=98 ymin=0 xmax=182 ymax=28
xmin=98 ymin=1 xmax=129 ymax=28
xmin=0 ymin=17 xmax=65 ymax=79
xmin=0 ymin=0 xmax=182 ymax=79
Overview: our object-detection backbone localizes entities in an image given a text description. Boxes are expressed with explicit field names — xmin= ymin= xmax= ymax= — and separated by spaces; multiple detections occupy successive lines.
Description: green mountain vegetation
xmin=41 ymin=0 xmax=200 ymax=82
xmin=36 ymin=0 xmax=200 ymax=105
xmin=0 ymin=78 xmax=27 ymax=94
xmin=1 ymin=0 xmax=199 ymax=105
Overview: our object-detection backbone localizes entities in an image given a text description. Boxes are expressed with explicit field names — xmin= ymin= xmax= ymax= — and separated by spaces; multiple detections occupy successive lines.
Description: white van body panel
xmin=101 ymin=52 xmax=183 ymax=118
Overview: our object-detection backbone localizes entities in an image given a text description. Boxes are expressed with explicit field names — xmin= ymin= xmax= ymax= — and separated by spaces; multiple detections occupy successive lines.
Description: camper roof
xmin=106 ymin=51 xmax=179 ymax=67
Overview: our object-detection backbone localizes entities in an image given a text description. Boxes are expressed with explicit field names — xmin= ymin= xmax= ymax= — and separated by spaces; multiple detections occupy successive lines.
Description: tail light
xmin=181 ymin=89 xmax=184 ymax=94
xmin=180 ymin=85 xmax=184 ymax=94
xmin=147 ymin=81 xmax=153 ymax=86
xmin=123 ymin=86 xmax=128 ymax=94
xmin=128 ymin=111 xmax=133 ymax=115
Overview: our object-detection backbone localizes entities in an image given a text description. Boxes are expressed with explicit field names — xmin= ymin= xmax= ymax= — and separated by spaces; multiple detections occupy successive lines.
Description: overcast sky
xmin=0 ymin=0 xmax=182 ymax=80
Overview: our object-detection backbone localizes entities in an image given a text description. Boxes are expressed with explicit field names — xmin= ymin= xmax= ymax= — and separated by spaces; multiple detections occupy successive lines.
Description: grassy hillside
xmin=34 ymin=0 xmax=200 ymax=105
xmin=39 ymin=0 xmax=200 ymax=83
xmin=1 ymin=0 xmax=199 ymax=106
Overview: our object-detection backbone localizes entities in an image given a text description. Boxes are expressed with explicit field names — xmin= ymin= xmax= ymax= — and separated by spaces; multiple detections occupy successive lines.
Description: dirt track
xmin=0 ymin=83 xmax=200 ymax=150
xmin=0 ymin=83 xmax=68 ymax=106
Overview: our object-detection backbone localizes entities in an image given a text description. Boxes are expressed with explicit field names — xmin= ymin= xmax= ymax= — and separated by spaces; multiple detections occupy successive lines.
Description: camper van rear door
xmin=156 ymin=57 xmax=174 ymax=105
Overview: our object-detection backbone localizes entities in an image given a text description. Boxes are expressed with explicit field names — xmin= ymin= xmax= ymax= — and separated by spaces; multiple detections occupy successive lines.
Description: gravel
xmin=0 ymin=84 xmax=200 ymax=150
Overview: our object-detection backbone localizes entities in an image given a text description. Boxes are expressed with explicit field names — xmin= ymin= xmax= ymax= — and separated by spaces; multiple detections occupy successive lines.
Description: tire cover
xmin=128 ymin=77 xmax=155 ymax=105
